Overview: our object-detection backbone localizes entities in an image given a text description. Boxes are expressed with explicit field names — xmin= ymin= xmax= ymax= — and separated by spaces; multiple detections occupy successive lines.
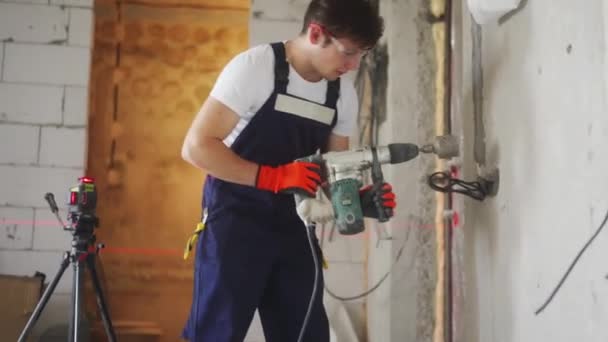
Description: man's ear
xmin=308 ymin=25 xmax=323 ymax=45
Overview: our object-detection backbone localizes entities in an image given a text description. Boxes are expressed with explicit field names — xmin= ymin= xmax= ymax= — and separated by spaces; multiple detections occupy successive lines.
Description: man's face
xmin=308 ymin=24 xmax=371 ymax=81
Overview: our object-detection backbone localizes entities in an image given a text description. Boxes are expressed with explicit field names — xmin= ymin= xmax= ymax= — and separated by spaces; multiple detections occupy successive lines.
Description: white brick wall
xmin=68 ymin=8 xmax=93 ymax=47
xmin=64 ymin=86 xmax=88 ymax=126
xmin=252 ymin=0 xmax=308 ymax=21
xmin=32 ymin=207 xmax=73 ymax=251
xmin=0 ymin=207 xmax=34 ymax=249
xmin=4 ymin=43 xmax=91 ymax=85
xmin=39 ymin=127 xmax=86 ymax=167
xmin=249 ymin=0 xmax=308 ymax=47
xmin=50 ymin=0 xmax=94 ymax=8
xmin=0 ymin=124 xmax=39 ymax=164
xmin=5 ymin=0 xmax=49 ymax=5
xmin=0 ymin=3 xmax=67 ymax=44
xmin=0 ymin=83 xmax=63 ymax=124
xmin=0 ymin=166 xmax=83 ymax=207
xmin=0 ymin=250 xmax=72 ymax=293
xmin=0 ymin=0 xmax=93 ymax=337
xmin=249 ymin=20 xmax=302 ymax=47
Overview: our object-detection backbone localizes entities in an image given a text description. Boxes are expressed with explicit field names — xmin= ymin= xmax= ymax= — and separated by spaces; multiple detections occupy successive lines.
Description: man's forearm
xmin=182 ymin=137 xmax=259 ymax=186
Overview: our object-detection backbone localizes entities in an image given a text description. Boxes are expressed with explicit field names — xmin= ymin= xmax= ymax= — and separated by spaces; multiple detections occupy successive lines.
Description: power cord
xmin=298 ymin=224 xmax=321 ymax=342
xmin=535 ymin=208 xmax=608 ymax=315
xmin=299 ymin=219 xmax=413 ymax=341
xmin=324 ymin=219 xmax=413 ymax=301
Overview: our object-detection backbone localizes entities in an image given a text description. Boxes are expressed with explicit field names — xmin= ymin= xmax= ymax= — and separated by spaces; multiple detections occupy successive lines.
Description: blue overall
xmin=182 ymin=42 xmax=340 ymax=342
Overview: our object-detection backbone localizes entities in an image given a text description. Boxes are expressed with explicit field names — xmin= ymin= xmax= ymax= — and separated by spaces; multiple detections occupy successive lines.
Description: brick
xmin=249 ymin=19 xmax=302 ymax=47
xmin=4 ymin=43 xmax=91 ymax=86
xmin=64 ymin=86 xmax=88 ymax=126
xmin=0 ymin=166 xmax=83 ymax=208
xmin=0 ymin=3 xmax=67 ymax=44
xmin=0 ymin=250 xmax=72 ymax=293
xmin=68 ymin=8 xmax=93 ymax=47
xmin=1 ymin=0 xmax=48 ymax=4
xmin=0 ymin=124 xmax=39 ymax=164
xmin=0 ymin=207 xmax=34 ymax=249
xmin=39 ymin=127 xmax=86 ymax=167
xmin=50 ymin=0 xmax=93 ymax=8
xmin=0 ymin=83 xmax=63 ymax=124
xmin=33 ymin=207 xmax=73 ymax=251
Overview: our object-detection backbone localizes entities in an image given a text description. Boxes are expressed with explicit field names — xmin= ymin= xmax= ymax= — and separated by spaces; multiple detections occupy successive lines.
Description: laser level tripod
xmin=18 ymin=177 xmax=116 ymax=342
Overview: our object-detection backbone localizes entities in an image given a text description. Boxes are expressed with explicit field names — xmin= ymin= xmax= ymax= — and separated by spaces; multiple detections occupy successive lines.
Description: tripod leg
xmin=18 ymin=252 xmax=71 ymax=342
xmin=86 ymin=253 xmax=117 ymax=342
xmin=69 ymin=255 xmax=83 ymax=342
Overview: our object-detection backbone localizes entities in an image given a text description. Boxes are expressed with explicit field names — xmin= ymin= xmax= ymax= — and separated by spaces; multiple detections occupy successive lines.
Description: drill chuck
xmin=420 ymin=135 xmax=460 ymax=159
xmin=387 ymin=143 xmax=420 ymax=163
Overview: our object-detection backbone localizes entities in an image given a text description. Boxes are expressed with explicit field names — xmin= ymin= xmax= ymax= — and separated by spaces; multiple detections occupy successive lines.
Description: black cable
xmin=428 ymin=171 xmax=487 ymax=201
xmin=535 ymin=208 xmax=608 ymax=315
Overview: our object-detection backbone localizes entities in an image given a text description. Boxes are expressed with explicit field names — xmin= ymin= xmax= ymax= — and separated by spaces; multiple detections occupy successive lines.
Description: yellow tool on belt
xmin=183 ymin=220 xmax=329 ymax=269
xmin=183 ymin=222 xmax=205 ymax=260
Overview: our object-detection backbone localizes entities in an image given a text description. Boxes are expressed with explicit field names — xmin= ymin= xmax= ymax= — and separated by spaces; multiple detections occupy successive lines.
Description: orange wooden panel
xmin=87 ymin=2 xmax=248 ymax=341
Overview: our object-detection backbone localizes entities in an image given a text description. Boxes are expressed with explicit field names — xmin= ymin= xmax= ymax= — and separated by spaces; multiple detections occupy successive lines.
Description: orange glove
xmin=256 ymin=161 xmax=322 ymax=197
xmin=360 ymin=183 xmax=396 ymax=219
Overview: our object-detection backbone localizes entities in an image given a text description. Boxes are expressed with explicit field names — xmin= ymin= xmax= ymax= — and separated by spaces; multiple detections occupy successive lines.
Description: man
xmin=180 ymin=0 xmax=394 ymax=341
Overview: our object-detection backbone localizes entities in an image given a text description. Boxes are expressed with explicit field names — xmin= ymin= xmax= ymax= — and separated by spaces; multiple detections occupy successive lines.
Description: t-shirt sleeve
xmin=209 ymin=50 xmax=268 ymax=119
xmin=332 ymin=80 xmax=359 ymax=137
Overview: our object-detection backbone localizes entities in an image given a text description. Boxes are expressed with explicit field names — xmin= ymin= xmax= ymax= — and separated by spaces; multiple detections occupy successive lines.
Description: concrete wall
xmin=458 ymin=0 xmax=608 ymax=341
xmin=0 ymin=0 xmax=93 ymax=337
xmin=372 ymin=0 xmax=439 ymax=341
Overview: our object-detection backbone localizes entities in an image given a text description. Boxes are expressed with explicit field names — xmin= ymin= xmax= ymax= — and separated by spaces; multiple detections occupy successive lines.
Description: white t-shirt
xmin=209 ymin=44 xmax=359 ymax=147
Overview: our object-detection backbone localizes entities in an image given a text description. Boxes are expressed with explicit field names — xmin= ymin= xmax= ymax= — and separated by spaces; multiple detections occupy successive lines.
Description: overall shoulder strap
xmin=325 ymin=78 xmax=341 ymax=128
xmin=270 ymin=42 xmax=289 ymax=94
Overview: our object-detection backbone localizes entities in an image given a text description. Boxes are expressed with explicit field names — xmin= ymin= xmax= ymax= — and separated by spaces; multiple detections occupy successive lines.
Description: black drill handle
xmin=372 ymin=182 xmax=390 ymax=223
xmin=371 ymin=148 xmax=390 ymax=223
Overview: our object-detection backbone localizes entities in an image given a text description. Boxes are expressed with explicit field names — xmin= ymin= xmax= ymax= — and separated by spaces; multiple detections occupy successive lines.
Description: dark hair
xmin=301 ymin=0 xmax=384 ymax=48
